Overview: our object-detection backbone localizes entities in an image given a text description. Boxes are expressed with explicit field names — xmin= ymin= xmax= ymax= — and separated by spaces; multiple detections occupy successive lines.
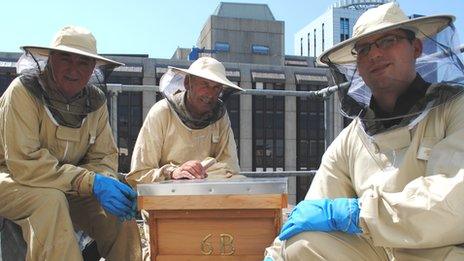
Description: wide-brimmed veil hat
xmin=21 ymin=25 xmax=123 ymax=67
xmin=169 ymin=57 xmax=243 ymax=92
xmin=317 ymin=2 xmax=454 ymax=65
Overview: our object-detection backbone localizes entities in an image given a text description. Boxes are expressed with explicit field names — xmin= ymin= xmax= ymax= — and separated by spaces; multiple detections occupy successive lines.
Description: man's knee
xmin=35 ymin=188 xmax=69 ymax=212
xmin=266 ymin=231 xmax=364 ymax=260
xmin=283 ymin=231 xmax=387 ymax=261
xmin=41 ymin=188 xmax=67 ymax=203
xmin=284 ymin=231 xmax=329 ymax=258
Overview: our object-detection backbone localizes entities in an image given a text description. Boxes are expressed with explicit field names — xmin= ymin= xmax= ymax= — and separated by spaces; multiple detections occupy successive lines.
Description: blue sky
xmin=1 ymin=0 xmax=463 ymax=58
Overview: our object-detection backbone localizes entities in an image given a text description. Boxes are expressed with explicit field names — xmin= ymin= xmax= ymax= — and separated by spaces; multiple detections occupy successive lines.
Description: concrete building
xmin=294 ymin=0 xmax=393 ymax=57
xmin=175 ymin=2 xmax=285 ymax=66
xmin=0 ymin=2 xmax=338 ymax=204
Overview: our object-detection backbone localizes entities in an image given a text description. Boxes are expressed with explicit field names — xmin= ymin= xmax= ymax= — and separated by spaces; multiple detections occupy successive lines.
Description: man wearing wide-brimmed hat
xmin=0 ymin=26 xmax=142 ymax=260
xmin=265 ymin=3 xmax=464 ymax=260
xmin=127 ymin=56 xmax=242 ymax=186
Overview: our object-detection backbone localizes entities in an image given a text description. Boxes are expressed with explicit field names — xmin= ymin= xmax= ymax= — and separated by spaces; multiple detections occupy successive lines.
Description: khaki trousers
xmin=264 ymin=231 xmax=464 ymax=261
xmin=0 ymin=179 xmax=142 ymax=261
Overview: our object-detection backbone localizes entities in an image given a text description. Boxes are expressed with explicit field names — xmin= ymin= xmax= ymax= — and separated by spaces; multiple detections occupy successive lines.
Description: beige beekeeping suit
xmin=0 ymin=78 xmax=142 ymax=261
xmin=265 ymin=92 xmax=464 ymax=260
xmin=127 ymin=99 xmax=240 ymax=187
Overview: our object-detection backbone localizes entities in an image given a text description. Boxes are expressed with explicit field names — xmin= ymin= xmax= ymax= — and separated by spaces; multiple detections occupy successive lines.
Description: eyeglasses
xmin=351 ymin=34 xmax=410 ymax=57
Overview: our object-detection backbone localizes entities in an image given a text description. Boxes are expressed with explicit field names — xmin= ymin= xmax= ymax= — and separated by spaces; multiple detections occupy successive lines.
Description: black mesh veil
xmin=327 ymin=24 xmax=464 ymax=125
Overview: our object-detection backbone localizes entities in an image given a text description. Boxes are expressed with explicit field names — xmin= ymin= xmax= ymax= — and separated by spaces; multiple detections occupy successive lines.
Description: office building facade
xmin=294 ymin=0 xmax=393 ymax=57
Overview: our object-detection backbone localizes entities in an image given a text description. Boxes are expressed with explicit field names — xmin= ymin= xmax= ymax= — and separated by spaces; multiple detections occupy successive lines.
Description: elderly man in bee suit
xmin=265 ymin=3 xmax=464 ymax=261
xmin=127 ymin=56 xmax=242 ymax=186
xmin=0 ymin=26 xmax=142 ymax=260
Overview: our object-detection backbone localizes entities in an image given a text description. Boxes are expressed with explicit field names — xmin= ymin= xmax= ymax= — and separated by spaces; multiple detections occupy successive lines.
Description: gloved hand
xmin=279 ymin=198 xmax=362 ymax=240
xmin=93 ymin=174 xmax=137 ymax=221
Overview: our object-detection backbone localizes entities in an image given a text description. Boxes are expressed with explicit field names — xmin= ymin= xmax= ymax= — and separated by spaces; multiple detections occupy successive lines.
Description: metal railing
xmin=105 ymin=82 xmax=347 ymax=98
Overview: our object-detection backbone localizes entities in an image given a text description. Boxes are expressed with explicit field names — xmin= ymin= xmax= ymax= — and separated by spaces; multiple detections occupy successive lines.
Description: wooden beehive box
xmin=138 ymin=178 xmax=288 ymax=261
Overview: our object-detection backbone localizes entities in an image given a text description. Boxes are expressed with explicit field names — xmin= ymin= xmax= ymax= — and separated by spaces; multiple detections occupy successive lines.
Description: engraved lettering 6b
xmin=200 ymin=234 xmax=213 ymax=255
xmin=220 ymin=233 xmax=235 ymax=255
xmin=200 ymin=233 xmax=235 ymax=255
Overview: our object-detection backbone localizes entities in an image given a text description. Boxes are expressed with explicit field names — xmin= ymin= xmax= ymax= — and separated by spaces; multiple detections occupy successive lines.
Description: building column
xmin=239 ymin=85 xmax=253 ymax=172
xmin=239 ymin=66 xmax=253 ymax=171
xmin=284 ymin=73 xmax=297 ymax=206
xmin=142 ymin=59 xmax=157 ymax=119
xmin=108 ymin=89 xmax=120 ymax=143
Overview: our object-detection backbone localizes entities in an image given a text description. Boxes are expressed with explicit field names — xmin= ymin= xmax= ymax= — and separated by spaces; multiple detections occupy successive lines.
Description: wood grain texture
xmin=139 ymin=194 xmax=288 ymax=210
xmin=145 ymin=194 xmax=287 ymax=261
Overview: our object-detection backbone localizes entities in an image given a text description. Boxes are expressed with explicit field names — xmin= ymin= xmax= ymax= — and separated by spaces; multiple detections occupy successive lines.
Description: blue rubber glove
xmin=93 ymin=174 xmax=137 ymax=221
xmin=279 ymin=198 xmax=362 ymax=240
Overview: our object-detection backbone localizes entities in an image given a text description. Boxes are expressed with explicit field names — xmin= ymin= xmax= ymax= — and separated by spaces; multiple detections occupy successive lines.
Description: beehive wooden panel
xmin=137 ymin=178 xmax=288 ymax=261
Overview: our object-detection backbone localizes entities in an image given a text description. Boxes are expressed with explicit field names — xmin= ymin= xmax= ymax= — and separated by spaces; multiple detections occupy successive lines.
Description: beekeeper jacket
xmin=307 ymin=91 xmax=464 ymax=249
xmin=127 ymin=99 xmax=240 ymax=187
xmin=0 ymin=77 xmax=118 ymax=195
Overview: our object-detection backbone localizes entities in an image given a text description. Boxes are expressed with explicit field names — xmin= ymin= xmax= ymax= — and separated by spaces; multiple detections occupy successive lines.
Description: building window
xmin=215 ymin=42 xmax=230 ymax=52
xmin=0 ymin=73 xmax=15 ymax=96
xmin=313 ymin=29 xmax=317 ymax=57
xmin=252 ymin=82 xmax=285 ymax=171
xmin=322 ymin=23 xmax=325 ymax=52
xmin=340 ymin=18 xmax=350 ymax=41
xmin=107 ymin=75 xmax=144 ymax=173
xmin=251 ymin=44 xmax=270 ymax=55
xmin=307 ymin=33 xmax=310 ymax=57
xmin=300 ymin=38 xmax=303 ymax=56
xmin=296 ymin=83 xmax=325 ymax=202
xmin=225 ymin=82 xmax=241 ymax=160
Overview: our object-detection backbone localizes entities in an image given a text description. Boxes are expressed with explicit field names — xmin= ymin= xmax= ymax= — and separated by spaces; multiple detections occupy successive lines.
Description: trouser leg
xmin=67 ymin=194 xmax=142 ymax=261
xmin=265 ymin=231 xmax=388 ymax=261
xmin=0 ymin=181 xmax=82 ymax=261
xmin=392 ymin=245 xmax=464 ymax=261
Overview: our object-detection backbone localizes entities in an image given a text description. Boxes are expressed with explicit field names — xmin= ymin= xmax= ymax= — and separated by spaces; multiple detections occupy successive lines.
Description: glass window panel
xmin=265 ymin=140 xmax=273 ymax=157
xmin=275 ymin=113 xmax=284 ymax=129
xmin=275 ymin=97 xmax=284 ymax=111
xmin=131 ymin=126 xmax=140 ymax=137
xmin=265 ymin=97 xmax=274 ymax=110
xmin=131 ymin=93 xmax=142 ymax=105
xmin=118 ymin=137 xmax=128 ymax=147
xmin=265 ymin=128 xmax=274 ymax=139
xmin=276 ymin=139 xmax=284 ymax=157
xmin=298 ymin=99 xmax=307 ymax=112
xmin=309 ymin=129 xmax=317 ymax=139
xmin=255 ymin=128 xmax=263 ymax=139
xmin=276 ymin=157 xmax=284 ymax=167
xmin=266 ymin=157 xmax=274 ymax=166
xmin=215 ymin=42 xmax=230 ymax=52
xmin=319 ymin=141 xmax=326 ymax=154
xmin=229 ymin=114 xmax=238 ymax=126
xmin=251 ymin=44 xmax=269 ymax=55
xmin=255 ymin=157 xmax=263 ymax=167
xmin=118 ymin=93 xmax=129 ymax=106
xmin=255 ymin=97 xmax=264 ymax=111
xmin=118 ymin=106 xmax=129 ymax=119
xmin=254 ymin=114 xmax=263 ymax=128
